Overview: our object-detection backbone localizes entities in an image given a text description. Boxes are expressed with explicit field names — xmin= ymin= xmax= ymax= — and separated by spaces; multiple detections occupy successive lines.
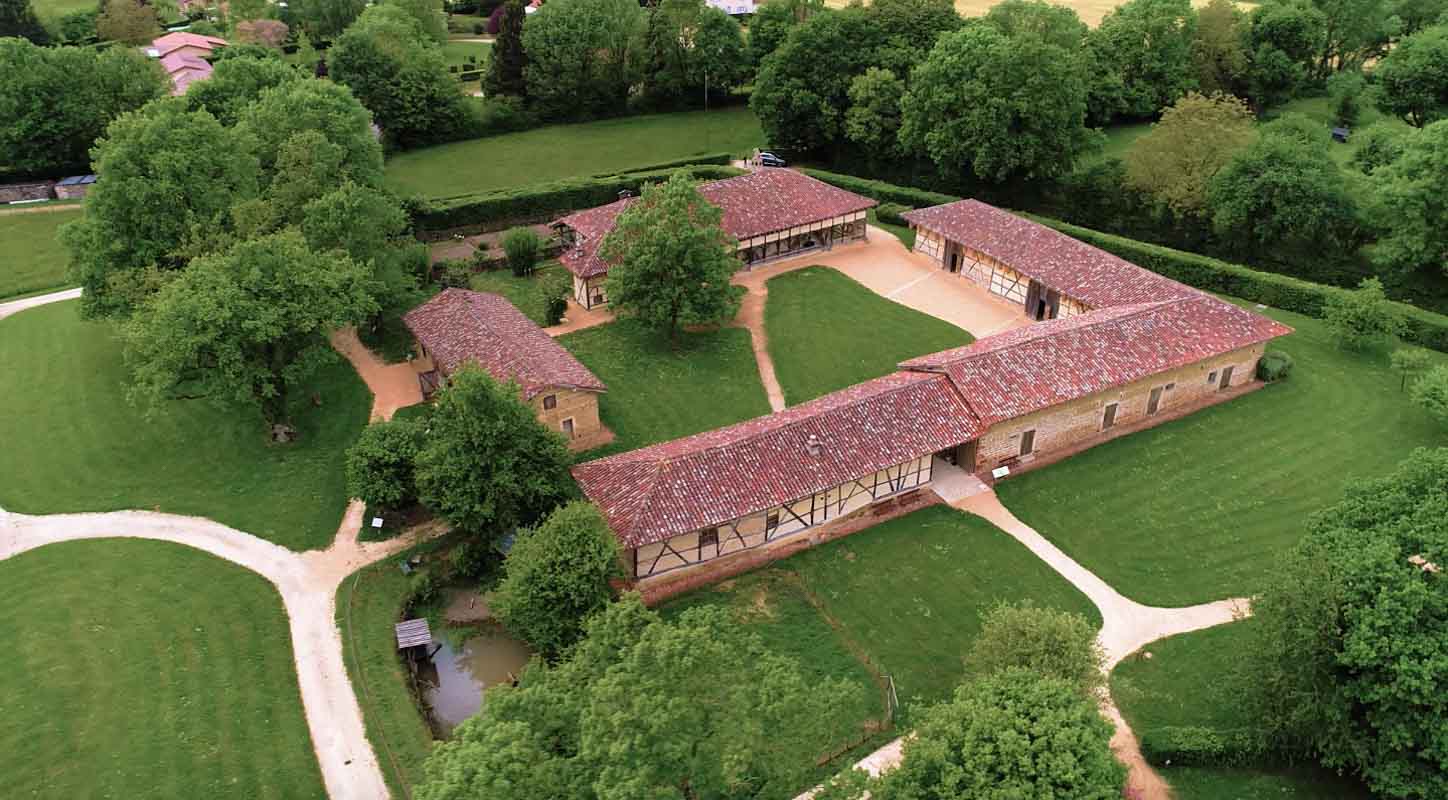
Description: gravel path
xmin=0 ymin=502 xmax=441 ymax=800
xmin=0 ymin=287 xmax=81 ymax=321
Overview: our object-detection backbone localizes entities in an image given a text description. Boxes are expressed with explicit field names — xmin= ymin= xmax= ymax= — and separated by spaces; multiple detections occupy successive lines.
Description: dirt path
xmin=544 ymin=298 xmax=615 ymax=337
xmin=731 ymin=281 xmax=787 ymax=412
xmin=0 ymin=202 xmax=81 ymax=216
xmin=330 ymin=327 xmax=422 ymax=422
xmin=0 ymin=501 xmax=442 ymax=800
xmin=0 ymin=287 xmax=81 ymax=322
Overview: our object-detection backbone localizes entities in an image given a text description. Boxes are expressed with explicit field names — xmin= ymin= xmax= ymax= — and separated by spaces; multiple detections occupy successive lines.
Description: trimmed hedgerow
xmin=798 ymin=168 xmax=959 ymax=209
xmin=1139 ymin=726 xmax=1268 ymax=768
xmin=875 ymin=202 xmax=912 ymax=226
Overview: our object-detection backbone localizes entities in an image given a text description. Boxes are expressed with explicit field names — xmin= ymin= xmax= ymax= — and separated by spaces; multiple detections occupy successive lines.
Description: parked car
xmin=757 ymin=151 xmax=787 ymax=167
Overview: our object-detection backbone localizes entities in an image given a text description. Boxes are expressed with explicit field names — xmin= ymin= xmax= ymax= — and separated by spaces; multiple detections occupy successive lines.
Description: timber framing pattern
xmin=573 ymin=196 xmax=1293 ymax=589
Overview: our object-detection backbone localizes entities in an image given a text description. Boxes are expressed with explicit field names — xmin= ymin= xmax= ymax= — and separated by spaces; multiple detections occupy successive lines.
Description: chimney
xmin=805 ymin=434 xmax=823 ymax=456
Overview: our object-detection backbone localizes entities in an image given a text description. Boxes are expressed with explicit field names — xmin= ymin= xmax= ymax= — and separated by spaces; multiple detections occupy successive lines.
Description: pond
xmin=416 ymin=627 xmax=533 ymax=737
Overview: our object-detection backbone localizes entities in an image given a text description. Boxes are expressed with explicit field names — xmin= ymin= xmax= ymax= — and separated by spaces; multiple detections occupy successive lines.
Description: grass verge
xmin=560 ymin=319 xmax=771 ymax=456
xmin=995 ymin=303 xmax=1448 ymax=606
xmin=0 ymin=207 xmax=81 ymax=299
xmin=0 ymin=539 xmax=325 ymax=799
xmin=384 ymin=107 xmax=763 ymax=198
xmin=0 ymin=301 xmax=371 ymax=550
xmin=764 ymin=266 xmax=972 ymax=404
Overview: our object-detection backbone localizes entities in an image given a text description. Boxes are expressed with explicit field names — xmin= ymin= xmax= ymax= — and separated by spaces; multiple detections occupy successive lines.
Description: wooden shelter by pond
xmin=553 ymin=168 xmax=877 ymax=309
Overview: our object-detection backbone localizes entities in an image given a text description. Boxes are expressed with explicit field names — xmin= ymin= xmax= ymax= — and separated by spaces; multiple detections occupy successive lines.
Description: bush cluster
xmin=1256 ymin=350 xmax=1294 ymax=382
xmin=501 ymin=227 xmax=541 ymax=276
xmin=798 ymin=167 xmax=959 ymax=209
xmin=1139 ymin=726 xmax=1268 ymax=768
xmin=874 ymin=201 xmax=912 ymax=226
xmin=413 ymin=161 xmax=742 ymax=231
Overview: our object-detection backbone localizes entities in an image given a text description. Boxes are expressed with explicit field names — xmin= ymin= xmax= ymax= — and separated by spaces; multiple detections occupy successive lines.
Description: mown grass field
xmin=823 ymin=0 xmax=1253 ymax=26
xmin=469 ymin=262 xmax=565 ymax=326
xmin=668 ymin=506 xmax=1100 ymax=711
xmin=1112 ymin=622 xmax=1374 ymax=800
xmin=384 ymin=107 xmax=764 ymax=198
xmin=0 ymin=208 xmax=80 ymax=299
xmin=996 ymin=304 xmax=1448 ymax=606
xmin=0 ymin=301 xmax=371 ymax=550
xmin=0 ymin=539 xmax=324 ymax=799
xmin=560 ymin=319 xmax=771 ymax=455
xmin=765 ymin=266 xmax=972 ymax=404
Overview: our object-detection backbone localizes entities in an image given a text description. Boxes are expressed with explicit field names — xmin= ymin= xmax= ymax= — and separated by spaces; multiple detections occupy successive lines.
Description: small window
xmin=561 ymin=418 xmax=575 ymax=438
xmin=699 ymin=528 xmax=718 ymax=549
xmin=1165 ymin=382 xmax=1175 ymax=391
xmin=1147 ymin=386 xmax=1164 ymax=415
xmin=542 ymin=394 xmax=557 ymax=410
xmin=1019 ymin=429 xmax=1036 ymax=456
xmin=766 ymin=512 xmax=780 ymax=530
xmin=1219 ymin=365 xmax=1234 ymax=390
xmin=1102 ymin=402 xmax=1119 ymax=430
xmin=1207 ymin=370 xmax=1218 ymax=385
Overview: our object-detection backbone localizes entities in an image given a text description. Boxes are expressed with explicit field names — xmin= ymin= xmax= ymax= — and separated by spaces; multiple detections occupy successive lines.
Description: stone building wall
xmin=529 ymin=387 xmax=604 ymax=449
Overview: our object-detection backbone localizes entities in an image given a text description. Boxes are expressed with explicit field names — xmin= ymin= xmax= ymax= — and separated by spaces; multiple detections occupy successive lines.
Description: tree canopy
xmin=0 ymin=39 xmax=168 ymax=176
xmin=484 ymin=0 xmax=527 ymax=98
xmin=641 ymin=0 xmax=749 ymax=109
xmin=899 ymin=24 xmax=1096 ymax=181
xmin=964 ymin=602 xmax=1106 ymax=698
xmin=0 ymin=0 xmax=49 ymax=43
xmin=96 ymin=0 xmax=160 ymax=44
xmin=345 ymin=417 xmax=425 ymax=511
xmin=123 ymin=230 xmax=377 ymax=429
xmin=1375 ymin=24 xmax=1448 ymax=127
xmin=600 ymin=172 xmax=743 ymax=343
xmin=413 ymin=364 xmax=574 ymax=541
xmin=1369 ymin=119 xmax=1448 ymax=277
xmin=491 ymin=501 xmax=620 ymax=658
xmin=295 ymin=0 xmax=366 ymax=38
xmin=1244 ymin=447 xmax=1448 ymax=799
xmin=1088 ymin=0 xmax=1198 ymax=119
xmin=1322 ymin=277 xmax=1406 ymax=350
xmin=521 ymin=0 xmax=646 ymax=121
xmin=416 ymin=594 xmax=861 ymax=800
xmin=1125 ymin=92 xmax=1257 ymax=216
xmin=184 ymin=56 xmax=304 ymax=127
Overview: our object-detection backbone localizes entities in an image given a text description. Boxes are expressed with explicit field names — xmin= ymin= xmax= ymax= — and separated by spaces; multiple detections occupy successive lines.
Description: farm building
xmin=553 ymin=168 xmax=877 ymax=309
xmin=403 ymin=289 xmax=610 ymax=449
xmin=145 ymin=32 xmax=228 ymax=95
xmin=573 ymin=198 xmax=1291 ymax=593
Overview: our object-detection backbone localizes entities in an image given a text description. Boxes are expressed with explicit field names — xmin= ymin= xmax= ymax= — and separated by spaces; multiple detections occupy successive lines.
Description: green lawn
xmin=0 ymin=208 xmax=81 ymax=299
xmin=0 ymin=539 xmax=324 ymax=799
xmin=384 ymin=107 xmax=764 ymax=198
xmin=32 ymin=0 xmax=93 ymax=22
xmin=867 ymin=209 xmax=915 ymax=249
xmin=996 ymin=303 xmax=1448 ymax=606
xmin=1111 ymin=621 xmax=1373 ymax=800
xmin=765 ymin=266 xmax=973 ymax=404
xmin=1088 ymin=120 xmax=1153 ymax=166
xmin=0 ymin=301 xmax=371 ymax=550
xmin=443 ymin=39 xmax=491 ymax=68
xmin=560 ymin=319 xmax=771 ymax=455
xmin=337 ymin=538 xmax=455 ymax=799
xmin=469 ymin=262 xmax=565 ymax=326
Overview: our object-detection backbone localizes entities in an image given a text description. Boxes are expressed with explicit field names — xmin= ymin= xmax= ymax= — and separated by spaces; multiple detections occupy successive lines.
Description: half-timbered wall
xmin=573 ymin=275 xmax=607 ymax=309
xmin=630 ymin=453 xmax=934 ymax=579
xmin=739 ymin=213 xmax=867 ymax=266
xmin=912 ymin=226 xmax=1094 ymax=318
xmin=971 ymin=343 xmax=1266 ymax=471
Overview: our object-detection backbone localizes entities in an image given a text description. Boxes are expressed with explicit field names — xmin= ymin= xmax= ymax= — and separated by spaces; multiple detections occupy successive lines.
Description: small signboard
xmin=371 ymin=516 xmax=384 ymax=529
xmin=991 ymin=465 xmax=1011 ymax=480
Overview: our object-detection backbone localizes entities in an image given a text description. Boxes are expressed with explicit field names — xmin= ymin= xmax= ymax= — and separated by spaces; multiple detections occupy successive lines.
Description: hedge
xmin=800 ymin=168 xmax=1448 ymax=353
xmin=413 ymin=164 xmax=746 ymax=232
xmin=589 ymin=152 xmax=734 ymax=178
xmin=1139 ymin=726 xmax=1268 ymax=768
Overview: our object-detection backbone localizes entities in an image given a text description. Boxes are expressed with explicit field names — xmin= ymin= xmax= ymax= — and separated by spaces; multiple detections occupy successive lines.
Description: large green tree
xmin=123 ymin=231 xmax=377 ymax=431
xmin=1375 ymin=24 xmax=1448 ymax=127
xmin=746 ymin=0 xmax=799 ymax=66
xmin=234 ymin=78 xmax=385 ymax=187
xmin=599 ymin=172 xmax=743 ymax=344
xmin=384 ymin=0 xmax=446 ymax=43
xmin=869 ymin=669 xmax=1124 ymax=799
xmin=490 ymin=502 xmax=620 ymax=658
xmin=981 ymin=0 xmax=1087 ymax=50
xmin=641 ymin=0 xmax=749 ymax=109
xmin=1371 ymin=119 xmax=1448 ymax=277
xmin=1244 ymin=448 xmax=1448 ymax=799
xmin=483 ymin=0 xmax=527 ymax=98
xmin=0 ymin=0 xmax=49 ymax=43
xmin=522 ymin=0 xmax=647 ymax=120
xmin=963 ymin=603 xmax=1106 ymax=698
xmin=1244 ymin=0 xmax=1324 ymax=107
xmin=1192 ymin=0 xmax=1249 ymax=95
xmin=295 ymin=0 xmax=365 ymax=38
xmin=0 ymin=39 xmax=168 ymax=176
xmin=345 ymin=417 xmax=424 ymax=511
xmin=1206 ymin=128 xmax=1360 ymax=262
xmin=329 ymin=5 xmax=474 ymax=149
xmin=413 ymin=364 xmax=574 ymax=540
xmin=184 ymin=55 xmax=303 ymax=127
xmin=62 ymin=100 xmax=260 ymax=318
xmin=844 ymin=66 xmax=906 ymax=157
xmin=416 ymin=594 xmax=860 ymax=800
xmin=1088 ymin=0 xmax=1198 ymax=120
xmin=899 ymin=24 xmax=1096 ymax=182
xmin=96 ymin=0 xmax=159 ymax=44
xmin=1125 ymin=91 xmax=1258 ymax=216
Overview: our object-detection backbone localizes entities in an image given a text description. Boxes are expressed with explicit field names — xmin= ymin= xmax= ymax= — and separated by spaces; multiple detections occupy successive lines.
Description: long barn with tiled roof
xmin=553 ymin=168 xmax=877 ymax=309
xmin=571 ymin=196 xmax=1291 ymax=591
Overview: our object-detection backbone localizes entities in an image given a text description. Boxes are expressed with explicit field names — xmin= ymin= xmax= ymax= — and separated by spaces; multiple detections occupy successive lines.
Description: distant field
xmin=823 ymin=0 xmax=1254 ymax=26
xmin=32 ymin=0 xmax=93 ymax=23
xmin=384 ymin=107 xmax=764 ymax=198
xmin=0 ymin=208 xmax=80 ymax=299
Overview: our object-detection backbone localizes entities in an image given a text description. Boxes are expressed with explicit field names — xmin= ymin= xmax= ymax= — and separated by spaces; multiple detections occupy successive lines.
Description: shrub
xmin=438 ymin=259 xmax=473 ymax=288
xmin=1323 ymin=277 xmax=1406 ymax=351
xmin=406 ymin=569 xmax=441 ymax=608
xmin=1256 ymin=349 xmax=1294 ymax=382
xmin=964 ymin=602 xmax=1105 ymax=698
xmin=537 ymin=269 xmax=573 ymax=325
xmin=472 ymin=21 xmax=484 ymax=34
xmin=450 ymin=538 xmax=498 ymax=581
xmin=1139 ymin=726 xmax=1268 ymax=767
xmin=1389 ymin=346 xmax=1435 ymax=390
xmin=1409 ymin=364 xmax=1448 ymax=425
xmin=344 ymin=418 xmax=424 ymax=511
xmin=1350 ymin=123 xmax=1413 ymax=173
xmin=501 ymin=227 xmax=541 ymax=276
xmin=875 ymin=201 xmax=912 ymax=226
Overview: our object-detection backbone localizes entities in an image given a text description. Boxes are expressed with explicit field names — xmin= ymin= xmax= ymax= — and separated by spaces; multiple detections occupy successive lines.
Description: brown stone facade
xmin=530 ymin=387 xmax=609 ymax=451
xmin=632 ymin=487 xmax=941 ymax=606
xmin=970 ymin=343 xmax=1267 ymax=472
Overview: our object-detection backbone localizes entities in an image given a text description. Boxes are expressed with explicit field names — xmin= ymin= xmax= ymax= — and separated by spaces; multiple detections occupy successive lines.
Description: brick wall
xmin=973 ymin=343 xmax=1266 ymax=470
xmin=632 ymin=488 xmax=940 ymax=606
xmin=530 ymin=387 xmax=604 ymax=450
xmin=0 ymin=181 xmax=55 ymax=203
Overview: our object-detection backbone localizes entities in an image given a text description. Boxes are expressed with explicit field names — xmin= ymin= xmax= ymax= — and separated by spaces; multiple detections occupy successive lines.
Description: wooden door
xmin=958 ymin=440 xmax=978 ymax=470
xmin=1102 ymin=402 xmax=1119 ymax=429
xmin=1025 ymin=280 xmax=1043 ymax=317
xmin=1147 ymin=387 xmax=1163 ymax=415
xmin=1219 ymin=366 xmax=1234 ymax=390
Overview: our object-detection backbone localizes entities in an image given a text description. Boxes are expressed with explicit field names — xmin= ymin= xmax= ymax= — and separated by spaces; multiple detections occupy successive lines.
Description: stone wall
xmin=530 ymin=387 xmax=604 ymax=450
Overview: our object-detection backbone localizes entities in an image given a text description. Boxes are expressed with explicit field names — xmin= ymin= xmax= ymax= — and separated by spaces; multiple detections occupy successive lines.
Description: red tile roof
xmin=555 ymin=168 xmax=877 ymax=279
xmin=403 ymin=289 xmax=606 ymax=399
xmin=901 ymin=199 xmax=1190 ymax=308
xmin=571 ymin=372 xmax=982 ymax=547
xmin=901 ymin=295 xmax=1292 ymax=424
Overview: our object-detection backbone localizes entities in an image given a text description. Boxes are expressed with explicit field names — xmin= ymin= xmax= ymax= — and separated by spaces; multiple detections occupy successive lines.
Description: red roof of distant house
xmin=901 ymin=199 xmax=1190 ymax=308
xmin=151 ymin=31 xmax=229 ymax=55
xmin=571 ymin=371 xmax=982 ymax=547
xmin=403 ymin=289 xmax=606 ymax=399
xmin=901 ymin=295 xmax=1293 ymax=425
xmin=555 ymin=168 xmax=876 ymax=279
